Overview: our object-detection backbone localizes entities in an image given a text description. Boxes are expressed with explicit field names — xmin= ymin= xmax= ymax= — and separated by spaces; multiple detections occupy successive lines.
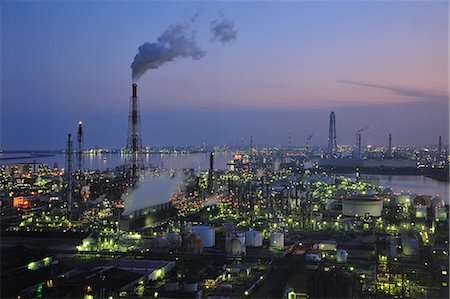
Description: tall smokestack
xmin=65 ymin=134 xmax=73 ymax=213
xmin=388 ymin=133 xmax=392 ymax=158
xmin=127 ymin=83 xmax=143 ymax=180
xmin=438 ymin=135 xmax=442 ymax=154
xmin=357 ymin=133 xmax=362 ymax=159
xmin=328 ymin=112 xmax=337 ymax=157
xmin=132 ymin=83 xmax=137 ymax=98
xmin=77 ymin=121 xmax=84 ymax=172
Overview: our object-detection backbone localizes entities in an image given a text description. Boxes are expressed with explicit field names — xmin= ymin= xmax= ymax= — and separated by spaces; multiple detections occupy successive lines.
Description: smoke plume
xmin=307 ymin=133 xmax=314 ymax=141
xmin=210 ymin=15 xmax=237 ymax=45
xmin=131 ymin=22 xmax=206 ymax=82
xmin=356 ymin=126 xmax=370 ymax=134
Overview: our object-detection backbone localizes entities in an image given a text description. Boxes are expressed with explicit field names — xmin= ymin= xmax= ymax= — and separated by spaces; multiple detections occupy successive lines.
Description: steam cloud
xmin=131 ymin=13 xmax=238 ymax=82
xmin=131 ymin=22 xmax=206 ymax=82
xmin=357 ymin=126 xmax=371 ymax=134
xmin=210 ymin=16 xmax=238 ymax=45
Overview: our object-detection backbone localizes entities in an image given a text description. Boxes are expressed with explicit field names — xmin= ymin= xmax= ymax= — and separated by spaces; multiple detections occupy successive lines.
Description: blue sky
xmin=1 ymin=0 xmax=448 ymax=149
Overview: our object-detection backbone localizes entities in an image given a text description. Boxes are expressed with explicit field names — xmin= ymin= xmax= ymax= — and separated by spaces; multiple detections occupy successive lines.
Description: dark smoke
xmin=131 ymin=22 xmax=206 ymax=82
xmin=356 ymin=126 xmax=370 ymax=133
xmin=210 ymin=15 xmax=237 ymax=45
xmin=307 ymin=133 xmax=314 ymax=141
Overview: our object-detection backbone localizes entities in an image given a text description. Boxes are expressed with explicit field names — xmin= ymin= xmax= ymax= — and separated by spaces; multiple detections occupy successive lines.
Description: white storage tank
xmin=342 ymin=197 xmax=383 ymax=217
xmin=415 ymin=205 xmax=427 ymax=219
xmin=226 ymin=238 xmax=246 ymax=256
xmin=226 ymin=231 xmax=245 ymax=245
xmin=336 ymin=249 xmax=348 ymax=263
xmin=245 ymin=230 xmax=263 ymax=247
xmin=192 ymin=225 xmax=215 ymax=247
xmin=314 ymin=240 xmax=337 ymax=251
xmin=270 ymin=232 xmax=284 ymax=250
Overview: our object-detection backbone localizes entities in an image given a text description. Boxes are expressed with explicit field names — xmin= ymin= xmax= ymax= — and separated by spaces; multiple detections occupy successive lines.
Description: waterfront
xmin=0 ymin=152 xmax=233 ymax=171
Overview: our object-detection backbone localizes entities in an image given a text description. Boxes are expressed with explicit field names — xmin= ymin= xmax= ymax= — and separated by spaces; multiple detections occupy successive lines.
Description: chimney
xmin=132 ymin=83 xmax=137 ymax=98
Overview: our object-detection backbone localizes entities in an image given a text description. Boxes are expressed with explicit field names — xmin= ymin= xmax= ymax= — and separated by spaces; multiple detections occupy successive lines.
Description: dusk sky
xmin=1 ymin=0 xmax=448 ymax=150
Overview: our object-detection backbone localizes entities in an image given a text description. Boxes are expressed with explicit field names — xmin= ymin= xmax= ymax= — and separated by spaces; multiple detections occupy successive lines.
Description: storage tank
xmin=396 ymin=194 xmax=411 ymax=206
xmin=431 ymin=196 xmax=445 ymax=209
xmin=415 ymin=205 xmax=427 ymax=219
xmin=269 ymin=232 xmax=284 ymax=250
xmin=165 ymin=280 xmax=179 ymax=291
xmin=314 ymin=240 xmax=337 ymax=251
xmin=222 ymin=222 xmax=235 ymax=233
xmin=226 ymin=238 xmax=246 ymax=256
xmin=166 ymin=232 xmax=182 ymax=248
xmin=336 ymin=249 xmax=348 ymax=263
xmin=435 ymin=206 xmax=447 ymax=220
xmin=245 ymin=230 xmax=263 ymax=247
xmin=402 ymin=235 xmax=419 ymax=256
xmin=305 ymin=253 xmax=322 ymax=261
xmin=192 ymin=225 xmax=215 ymax=247
xmin=342 ymin=197 xmax=383 ymax=217
xmin=183 ymin=282 xmax=198 ymax=292
xmin=226 ymin=231 xmax=245 ymax=244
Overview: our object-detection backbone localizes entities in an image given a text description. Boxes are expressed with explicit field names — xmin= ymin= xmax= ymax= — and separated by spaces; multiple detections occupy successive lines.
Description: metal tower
xmin=208 ymin=151 xmax=214 ymax=193
xmin=388 ymin=133 xmax=392 ymax=158
xmin=288 ymin=131 xmax=292 ymax=148
xmin=65 ymin=133 xmax=74 ymax=212
xmin=438 ymin=135 xmax=442 ymax=154
xmin=126 ymin=83 xmax=143 ymax=179
xmin=357 ymin=133 xmax=362 ymax=159
xmin=327 ymin=112 xmax=337 ymax=156
xmin=77 ymin=121 xmax=84 ymax=172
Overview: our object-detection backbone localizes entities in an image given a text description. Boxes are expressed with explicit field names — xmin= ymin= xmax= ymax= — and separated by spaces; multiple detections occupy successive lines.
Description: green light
xmin=153 ymin=291 xmax=159 ymax=298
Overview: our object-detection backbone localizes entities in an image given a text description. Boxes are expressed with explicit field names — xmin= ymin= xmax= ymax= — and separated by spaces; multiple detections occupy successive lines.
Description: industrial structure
xmin=77 ymin=121 xmax=84 ymax=172
xmin=387 ymin=133 xmax=392 ymax=158
xmin=327 ymin=111 xmax=337 ymax=157
xmin=65 ymin=133 xmax=74 ymax=213
xmin=126 ymin=83 xmax=143 ymax=179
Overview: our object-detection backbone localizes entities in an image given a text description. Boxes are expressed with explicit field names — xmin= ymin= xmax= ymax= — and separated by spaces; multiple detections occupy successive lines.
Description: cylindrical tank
xmin=226 ymin=238 xmax=246 ymax=256
xmin=192 ymin=225 xmax=215 ymax=247
xmin=165 ymin=280 xmax=179 ymax=291
xmin=415 ymin=205 xmax=427 ymax=219
xmin=227 ymin=231 xmax=245 ymax=244
xmin=223 ymin=222 xmax=235 ymax=233
xmin=183 ymin=282 xmax=198 ymax=292
xmin=396 ymin=194 xmax=411 ymax=206
xmin=269 ymin=232 xmax=284 ymax=250
xmin=342 ymin=197 xmax=383 ymax=217
xmin=245 ymin=230 xmax=263 ymax=247
xmin=336 ymin=249 xmax=348 ymax=263
xmin=402 ymin=235 xmax=419 ymax=256
xmin=431 ymin=196 xmax=445 ymax=209
xmin=435 ymin=206 xmax=447 ymax=220
xmin=166 ymin=232 xmax=182 ymax=248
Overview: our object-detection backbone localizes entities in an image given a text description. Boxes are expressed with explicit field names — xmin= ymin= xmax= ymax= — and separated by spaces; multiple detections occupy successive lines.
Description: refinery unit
xmin=1 ymin=86 xmax=449 ymax=299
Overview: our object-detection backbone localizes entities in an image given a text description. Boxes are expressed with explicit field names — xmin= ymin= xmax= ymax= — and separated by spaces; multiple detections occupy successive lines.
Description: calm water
xmin=2 ymin=153 xmax=448 ymax=203
xmin=0 ymin=152 xmax=232 ymax=171
xmin=350 ymin=174 xmax=449 ymax=202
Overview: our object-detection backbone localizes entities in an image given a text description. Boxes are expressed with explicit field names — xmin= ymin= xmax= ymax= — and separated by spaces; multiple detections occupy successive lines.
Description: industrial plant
xmin=1 ymin=2 xmax=449 ymax=299
xmin=1 ymin=98 xmax=448 ymax=298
